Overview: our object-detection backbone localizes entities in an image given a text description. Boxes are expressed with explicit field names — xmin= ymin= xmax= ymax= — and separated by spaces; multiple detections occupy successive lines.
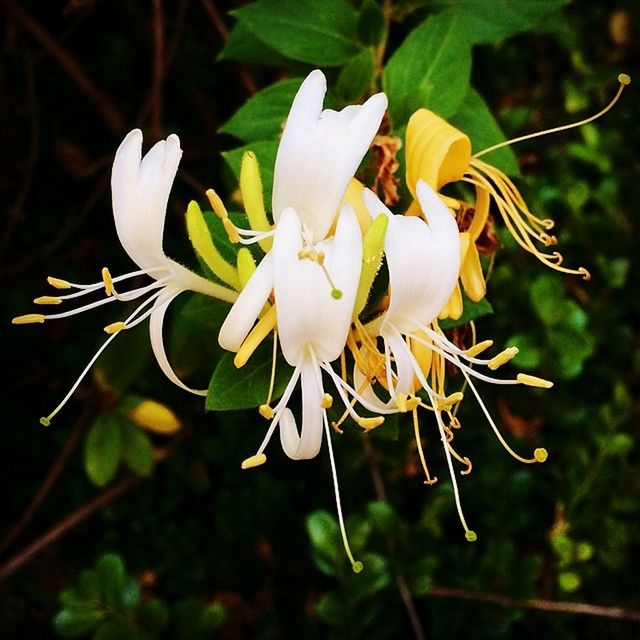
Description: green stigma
xmin=465 ymin=530 xmax=478 ymax=542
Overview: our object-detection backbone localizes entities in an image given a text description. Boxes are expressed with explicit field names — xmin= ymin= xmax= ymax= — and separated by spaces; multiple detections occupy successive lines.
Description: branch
xmin=149 ymin=0 xmax=165 ymax=140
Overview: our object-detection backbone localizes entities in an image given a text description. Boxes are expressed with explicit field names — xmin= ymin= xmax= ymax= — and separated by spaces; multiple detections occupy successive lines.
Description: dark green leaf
xmin=439 ymin=296 xmax=493 ymax=329
xmin=231 ymin=0 xmax=360 ymax=66
xmin=206 ymin=339 xmax=294 ymax=411
xmin=54 ymin=610 xmax=103 ymax=637
xmin=219 ymin=78 xmax=303 ymax=142
xmin=96 ymin=553 xmax=126 ymax=610
xmin=84 ymin=416 xmax=122 ymax=487
xmin=222 ymin=140 xmax=278 ymax=205
xmin=219 ymin=22 xmax=288 ymax=66
xmin=315 ymin=592 xmax=347 ymax=625
xmin=357 ymin=0 xmax=387 ymax=47
xmin=336 ymin=49 xmax=376 ymax=103
xmin=201 ymin=602 xmax=228 ymax=631
xmin=450 ymin=87 xmax=520 ymax=175
xmin=92 ymin=620 xmax=134 ymax=640
xmin=119 ymin=422 xmax=154 ymax=477
xmin=140 ymin=598 xmax=169 ymax=633
xmin=383 ymin=12 xmax=472 ymax=127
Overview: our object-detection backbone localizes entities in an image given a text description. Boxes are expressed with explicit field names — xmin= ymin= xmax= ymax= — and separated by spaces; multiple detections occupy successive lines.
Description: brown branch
xmin=2 ymin=0 xmax=126 ymax=135
xmin=0 ymin=408 xmax=90 ymax=557
xmin=149 ymin=0 xmax=165 ymax=140
xmin=427 ymin=585 xmax=640 ymax=623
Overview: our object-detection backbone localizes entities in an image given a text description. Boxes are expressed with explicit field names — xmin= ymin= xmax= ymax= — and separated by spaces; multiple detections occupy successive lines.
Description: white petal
xmin=279 ymin=357 xmax=323 ymax=459
xmin=272 ymin=71 xmax=387 ymax=241
xmin=274 ymin=206 xmax=362 ymax=365
xmin=149 ymin=289 xmax=207 ymax=395
xmin=218 ymin=251 xmax=273 ymax=352
xmin=111 ymin=129 xmax=182 ymax=272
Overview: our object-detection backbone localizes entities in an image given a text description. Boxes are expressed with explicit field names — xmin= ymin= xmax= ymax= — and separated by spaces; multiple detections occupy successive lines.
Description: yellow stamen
xmin=321 ymin=393 xmax=333 ymax=409
xmin=47 ymin=276 xmax=71 ymax=289
xmin=104 ymin=321 xmax=126 ymax=334
xmin=259 ymin=404 xmax=275 ymax=420
xmin=297 ymin=249 xmax=343 ymax=299
xmin=261 ymin=328 xmax=279 ymax=413
xmin=443 ymin=391 xmax=464 ymax=407
xmin=412 ymin=408 xmax=437 ymax=485
xmin=128 ymin=400 xmax=181 ymax=435
xmin=474 ymin=73 xmax=631 ymax=159
xmin=12 ymin=314 xmax=45 ymax=324
xmin=465 ymin=340 xmax=493 ymax=357
xmin=34 ymin=296 xmax=61 ymax=305
xmin=206 ymin=188 xmax=240 ymax=244
xmin=395 ymin=393 xmax=408 ymax=412
xmin=234 ymin=305 xmax=277 ymax=369
xmin=358 ymin=416 xmax=384 ymax=432
xmin=241 ymin=453 xmax=267 ymax=470
xmin=223 ymin=218 xmax=240 ymax=244
xmin=518 ymin=373 xmax=554 ymax=389
xmin=240 ymin=151 xmax=273 ymax=252
xmin=102 ymin=267 xmax=115 ymax=296
xmin=487 ymin=346 xmax=519 ymax=370
xmin=534 ymin=448 xmax=549 ymax=463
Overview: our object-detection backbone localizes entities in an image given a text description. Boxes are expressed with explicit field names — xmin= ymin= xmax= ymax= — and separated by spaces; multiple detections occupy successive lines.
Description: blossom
xmin=13 ymin=129 xmax=237 ymax=425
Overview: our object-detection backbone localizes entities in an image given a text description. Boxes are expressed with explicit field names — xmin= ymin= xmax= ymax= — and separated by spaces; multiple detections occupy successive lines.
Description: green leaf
xmin=450 ymin=87 xmax=520 ymax=175
xmin=383 ymin=11 xmax=472 ymax=127
xmin=119 ymin=422 xmax=154 ymax=477
xmin=140 ymin=598 xmax=169 ymax=633
xmin=84 ymin=415 xmax=122 ymax=487
xmin=92 ymin=620 xmax=134 ymax=640
xmin=206 ymin=339 xmax=294 ymax=411
xmin=315 ymin=592 xmax=347 ymax=625
xmin=357 ymin=0 xmax=387 ymax=47
xmin=219 ymin=22 xmax=288 ymax=66
xmin=96 ymin=553 xmax=126 ymax=610
xmin=222 ymin=140 xmax=278 ymax=205
xmin=54 ymin=610 xmax=103 ymax=637
xmin=439 ymin=296 xmax=493 ymax=329
xmin=219 ymin=78 xmax=303 ymax=142
xmin=231 ymin=0 xmax=360 ymax=66
xmin=434 ymin=0 xmax=567 ymax=44
xmin=336 ymin=49 xmax=376 ymax=103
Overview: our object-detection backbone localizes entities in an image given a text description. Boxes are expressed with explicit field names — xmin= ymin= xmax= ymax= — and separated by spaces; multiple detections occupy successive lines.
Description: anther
xmin=316 ymin=251 xmax=325 ymax=266
xmin=406 ymin=396 xmax=421 ymax=411
xmin=241 ymin=453 xmax=267 ymax=470
xmin=321 ymin=393 xmax=333 ymax=409
xmin=517 ymin=373 xmax=553 ymax=389
xmin=102 ymin=267 xmax=115 ymax=296
xmin=358 ymin=416 xmax=384 ymax=431
xmin=488 ymin=347 xmax=519 ymax=370
xmin=534 ymin=447 xmax=548 ymax=463
xmin=443 ymin=391 xmax=464 ymax=406
xmin=259 ymin=404 xmax=275 ymax=419
xmin=465 ymin=340 xmax=493 ymax=357
xmin=331 ymin=421 xmax=344 ymax=434
xmin=12 ymin=314 xmax=45 ymax=324
xmin=618 ymin=73 xmax=631 ymax=85
xmin=395 ymin=394 xmax=408 ymax=412
xmin=47 ymin=276 xmax=71 ymax=289
xmin=579 ymin=267 xmax=591 ymax=281
xmin=34 ymin=296 xmax=62 ymax=305
xmin=103 ymin=321 xmax=126 ymax=334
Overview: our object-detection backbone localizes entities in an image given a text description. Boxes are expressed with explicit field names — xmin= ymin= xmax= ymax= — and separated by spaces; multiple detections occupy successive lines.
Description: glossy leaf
xmin=84 ymin=416 xmax=122 ymax=488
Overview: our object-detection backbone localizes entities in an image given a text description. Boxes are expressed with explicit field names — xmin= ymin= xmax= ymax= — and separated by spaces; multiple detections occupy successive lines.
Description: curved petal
xmin=111 ymin=129 xmax=182 ymax=271
xmin=218 ymin=251 xmax=274 ymax=352
xmin=274 ymin=206 xmax=362 ymax=365
xmin=279 ymin=357 xmax=324 ymax=460
xmin=149 ymin=288 xmax=207 ymax=396
xmin=272 ymin=70 xmax=387 ymax=241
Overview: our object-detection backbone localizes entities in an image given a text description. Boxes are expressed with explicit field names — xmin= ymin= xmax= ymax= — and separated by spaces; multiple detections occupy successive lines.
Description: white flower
xmin=13 ymin=129 xmax=237 ymax=425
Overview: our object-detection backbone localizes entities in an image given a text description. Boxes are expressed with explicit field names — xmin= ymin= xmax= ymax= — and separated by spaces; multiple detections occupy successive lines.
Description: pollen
xmin=102 ymin=267 xmax=115 ymax=296
xmin=534 ymin=447 xmax=549 ymax=462
xmin=12 ymin=313 xmax=45 ymax=324
xmin=358 ymin=416 xmax=384 ymax=431
xmin=47 ymin=276 xmax=71 ymax=289
xmin=34 ymin=296 xmax=62 ymax=305
xmin=618 ymin=73 xmax=631 ymax=85
xmin=488 ymin=347 xmax=519 ymax=370
xmin=464 ymin=340 xmax=493 ymax=357
xmin=103 ymin=321 xmax=126 ymax=334
xmin=321 ymin=393 xmax=333 ymax=409
xmin=443 ymin=391 xmax=464 ymax=406
xmin=517 ymin=373 xmax=554 ymax=389
xmin=259 ymin=404 xmax=275 ymax=419
xmin=241 ymin=453 xmax=267 ymax=470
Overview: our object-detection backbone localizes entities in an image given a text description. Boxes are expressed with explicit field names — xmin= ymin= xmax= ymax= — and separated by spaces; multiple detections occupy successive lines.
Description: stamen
xmin=443 ymin=391 xmax=464 ymax=407
xmin=487 ymin=347 xmax=519 ymax=371
xmin=103 ymin=321 xmax=126 ymax=334
xmin=34 ymin=297 xmax=61 ymax=305
xmin=297 ymin=249 xmax=343 ymax=299
xmin=518 ymin=373 xmax=554 ymax=389
xmin=102 ymin=267 xmax=115 ymax=296
xmin=474 ymin=73 xmax=631 ymax=159
xmin=47 ymin=276 xmax=71 ymax=289
xmin=323 ymin=411 xmax=363 ymax=573
xmin=206 ymin=188 xmax=240 ymax=243
xmin=259 ymin=328 xmax=279 ymax=418
xmin=321 ymin=393 xmax=333 ymax=409
xmin=259 ymin=405 xmax=275 ymax=419
xmin=241 ymin=453 xmax=267 ymax=469
xmin=412 ymin=408 xmax=437 ymax=485
xmin=234 ymin=305 xmax=277 ymax=368
xmin=12 ymin=314 xmax=45 ymax=324
xmin=464 ymin=340 xmax=493 ymax=357
xmin=358 ymin=416 xmax=385 ymax=432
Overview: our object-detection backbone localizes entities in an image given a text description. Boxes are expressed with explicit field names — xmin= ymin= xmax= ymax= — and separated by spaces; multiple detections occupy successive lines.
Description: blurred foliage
xmin=1 ymin=0 xmax=639 ymax=638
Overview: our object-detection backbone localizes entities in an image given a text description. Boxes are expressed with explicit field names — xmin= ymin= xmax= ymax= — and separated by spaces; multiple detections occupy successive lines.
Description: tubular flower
xmin=13 ymin=129 xmax=237 ymax=425
xmin=345 ymin=181 xmax=551 ymax=542
xmin=405 ymin=74 xmax=631 ymax=318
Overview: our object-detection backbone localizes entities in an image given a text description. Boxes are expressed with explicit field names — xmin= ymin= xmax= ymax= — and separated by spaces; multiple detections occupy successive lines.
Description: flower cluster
xmin=13 ymin=69 xmax=630 ymax=571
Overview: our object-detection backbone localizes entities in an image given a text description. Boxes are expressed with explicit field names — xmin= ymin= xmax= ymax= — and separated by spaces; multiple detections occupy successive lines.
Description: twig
xmin=427 ymin=585 xmax=640 ymax=623
xmin=198 ymin=0 xmax=258 ymax=96
xmin=0 ymin=408 xmax=90 ymax=557
xmin=362 ymin=436 xmax=427 ymax=640
xmin=2 ymin=0 xmax=126 ymax=135
xmin=149 ymin=0 xmax=165 ymax=140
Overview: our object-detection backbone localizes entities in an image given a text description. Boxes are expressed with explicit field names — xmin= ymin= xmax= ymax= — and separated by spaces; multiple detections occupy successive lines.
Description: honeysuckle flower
xmin=404 ymin=74 xmax=630 ymax=320
xmin=344 ymin=181 xmax=552 ymax=541
xmin=13 ymin=129 xmax=237 ymax=425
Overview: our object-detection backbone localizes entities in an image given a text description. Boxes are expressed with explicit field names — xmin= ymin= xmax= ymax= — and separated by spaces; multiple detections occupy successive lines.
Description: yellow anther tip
xmin=488 ymin=347 xmax=519 ymax=370
xmin=12 ymin=314 xmax=45 ymax=325
xmin=101 ymin=267 xmax=114 ymax=296
xmin=34 ymin=296 xmax=61 ymax=305
xmin=241 ymin=453 xmax=267 ymax=470
xmin=465 ymin=531 xmax=478 ymax=542
xmin=351 ymin=561 xmax=364 ymax=574
xmin=618 ymin=73 xmax=631 ymax=85
xmin=580 ymin=267 xmax=591 ymax=281
xmin=465 ymin=340 xmax=493 ymax=357
xmin=517 ymin=373 xmax=553 ymax=389
xmin=104 ymin=321 xmax=126 ymax=335
xmin=259 ymin=404 xmax=275 ymax=419
xmin=47 ymin=277 xmax=71 ymax=289
xmin=358 ymin=416 xmax=384 ymax=431
xmin=39 ymin=417 xmax=51 ymax=427
xmin=534 ymin=447 xmax=548 ymax=463
xmin=395 ymin=394 xmax=408 ymax=412
xmin=321 ymin=393 xmax=333 ymax=409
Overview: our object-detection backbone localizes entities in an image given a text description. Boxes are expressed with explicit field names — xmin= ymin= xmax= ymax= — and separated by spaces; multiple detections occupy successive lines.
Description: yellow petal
xmin=406 ymin=109 xmax=471 ymax=195
xmin=467 ymin=183 xmax=490 ymax=241
xmin=237 ymin=248 xmax=256 ymax=290
xmin=353 ymin=214 xmax=388 ymax=318
xmin=128 ymin=399 xmax=181 ymax=435
xmin=459 ymin=237 xmax=486 ymax=302
xmin=340 ymin=178 xmax=372 ymax=234
xmin=240 ymin=151 xmax=272 ymax=252
xmin=438 ymin=281 xmax=463 ymax=321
